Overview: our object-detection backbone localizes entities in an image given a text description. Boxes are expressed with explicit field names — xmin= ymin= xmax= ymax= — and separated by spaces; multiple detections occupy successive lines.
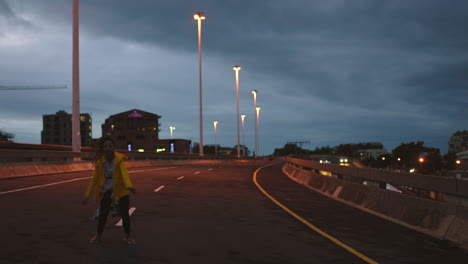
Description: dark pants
xmin=97 ymin=190 xmax=131 ymax=235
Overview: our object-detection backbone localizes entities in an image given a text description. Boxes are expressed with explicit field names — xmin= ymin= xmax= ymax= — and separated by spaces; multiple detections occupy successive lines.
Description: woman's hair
xmin=93 ymin=136 xmax=115 ymax=164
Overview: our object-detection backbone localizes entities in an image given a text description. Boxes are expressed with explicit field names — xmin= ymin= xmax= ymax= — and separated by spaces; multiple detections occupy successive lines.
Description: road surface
xmin=1 ymin=160 xmax=467 ymax=263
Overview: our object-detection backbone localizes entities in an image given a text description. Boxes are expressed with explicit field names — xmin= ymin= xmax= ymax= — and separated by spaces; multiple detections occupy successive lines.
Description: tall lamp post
xmin=241 ymin=115 xmax=246 ymax=157
xmin=194 ymin=11 xmax=205 ymax=156
xmin=213 ymin=121 xmax=218 ymax=156
xmin=233 ymin=65 xmax=242 ymax=158
xmin=252 ymin=90 xmax=258 ymax=158
xmin=256 ymin=107 xmax=261 ymax=157
xmin=72 ymin=0 xmax=81 ymax=155
xmin=170 ymin=126 xmax=175 ymax=139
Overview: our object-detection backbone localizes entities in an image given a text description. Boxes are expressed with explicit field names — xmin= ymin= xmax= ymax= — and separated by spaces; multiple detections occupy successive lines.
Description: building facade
xmin=449 ymin=130 xmax=468 ymax=153
xmin=102 ymin=109 xmax=161 ymax=151
xmin=41 ymin=110 xmax=92 ymax=146
xmin=357 ymin=148 xmax=388 ymax=160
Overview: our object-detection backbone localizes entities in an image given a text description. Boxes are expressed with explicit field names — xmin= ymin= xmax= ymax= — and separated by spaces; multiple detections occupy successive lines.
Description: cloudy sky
xmin=0 ymin=0 xmax=467 ymax=155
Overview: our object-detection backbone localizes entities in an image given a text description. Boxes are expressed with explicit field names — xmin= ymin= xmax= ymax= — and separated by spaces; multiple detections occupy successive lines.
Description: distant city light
xmin=138 ymin=149 xmax=145 ymax=152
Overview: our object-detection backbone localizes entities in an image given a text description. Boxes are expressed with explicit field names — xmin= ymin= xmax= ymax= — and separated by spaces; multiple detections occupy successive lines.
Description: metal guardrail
xmin=287 ymin=157 xmax=468 ymax=199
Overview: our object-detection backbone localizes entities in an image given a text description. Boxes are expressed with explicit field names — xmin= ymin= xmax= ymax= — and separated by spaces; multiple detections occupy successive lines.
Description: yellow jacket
xmin=84 ymin=152 xmax=133 ymax=202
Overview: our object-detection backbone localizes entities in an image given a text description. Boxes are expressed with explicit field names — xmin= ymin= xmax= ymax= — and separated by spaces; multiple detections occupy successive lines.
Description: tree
xmin=392 ymin=141 xmax=442 ymax=174
xmin=310 ymin=146 xmax=333 ymax=155
xmin=0 ymin=130 xmax=15 ymax=142
xmin=273 ymin=144 xmax=304 ymax=156
xmin=335 ymin=144 xmax=354 ymax=158
xmin=443 ymin=152 xmax=458 ymax=171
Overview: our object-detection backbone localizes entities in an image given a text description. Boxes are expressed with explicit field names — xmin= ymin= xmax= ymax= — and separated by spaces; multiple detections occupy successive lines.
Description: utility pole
xmin=72 ymin=0 xmax=81 ymax=154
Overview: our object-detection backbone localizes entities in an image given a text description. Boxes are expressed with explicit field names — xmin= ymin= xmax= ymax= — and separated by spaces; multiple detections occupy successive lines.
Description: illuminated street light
xmin=252 ymin=90 xmax=258 ymax=158
xmin=170 ymin=126 xmax=175 ymax=139
xmin=194 ymin=11 xmax=206 ymax=156
xmin=256 ymin=106 xmax=261 ymax=157
xmin=456 ymin=159 xmax=461 ymax=165
xmin=233 ymin=65 xmax=241 ymax=158
xmin=419 ymin=157 xmax=425 ymax=163
xmin=213 ymin=121 xmax=218 ymax=155
xmin=241 ymin=115 xmax=246 ymax=157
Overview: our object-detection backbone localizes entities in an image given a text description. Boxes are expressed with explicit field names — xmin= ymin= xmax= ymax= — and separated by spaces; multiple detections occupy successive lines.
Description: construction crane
xmin=0 ymin=85 xmax=67 ymax=91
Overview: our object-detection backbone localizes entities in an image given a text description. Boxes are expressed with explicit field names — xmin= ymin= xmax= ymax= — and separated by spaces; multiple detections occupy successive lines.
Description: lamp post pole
xmin=256 ymin=107 xmax=261 ymax=157
xmin=233 ymin=65 xmax=241 ymax=158
xmin=72 ymin=0 xmax=81 ymax=155
xmin=241 ymin=115 xmax=246 ymax=157
xmin=194 ymin=12 xmax=205 ymax=156
xmin=213 ymin=121 xmax=218 ymax=156
xmin=252 ymin=90 xmax=257 ymax=158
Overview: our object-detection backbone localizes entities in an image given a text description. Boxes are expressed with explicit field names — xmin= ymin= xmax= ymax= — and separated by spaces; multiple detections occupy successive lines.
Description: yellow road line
xmin=253 ymin=164 xmax=378 ymax=264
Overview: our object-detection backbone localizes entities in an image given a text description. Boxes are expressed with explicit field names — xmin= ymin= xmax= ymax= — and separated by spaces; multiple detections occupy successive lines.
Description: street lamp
xmin=256 ymin=106 xmax=261 ymax=157
xmin=170 ymin=126 xmax=175 ymax=139
xmin=241 ymin=115 xmax=246 ymax=157
xmin=252 ymin=90 xmax=258 ymax=158
xmin=213 ymin=121 xmax=218 ymax=156
xmin=194 ymin=11 xmax=205 ymax=156
xmin=233 ymin=65 xmax=241 ymax=158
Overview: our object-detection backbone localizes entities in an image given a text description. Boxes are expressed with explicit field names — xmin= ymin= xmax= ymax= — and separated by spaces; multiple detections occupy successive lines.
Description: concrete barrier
xmin=282 ymin=163 xmax=468 ymax=249
xmin=0 ymin=159 xmax=246 ymax=179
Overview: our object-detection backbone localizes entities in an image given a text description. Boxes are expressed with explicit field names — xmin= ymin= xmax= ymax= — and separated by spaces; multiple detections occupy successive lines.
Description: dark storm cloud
xmin=0 ymin=0 xmax=36 ymax=28
xmin=1 ymin=0 xmax=468 ymax=154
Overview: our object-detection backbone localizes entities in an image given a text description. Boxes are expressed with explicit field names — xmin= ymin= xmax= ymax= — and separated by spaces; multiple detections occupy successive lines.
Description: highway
xmin=1 ymin=160 xmax=467 ymax=263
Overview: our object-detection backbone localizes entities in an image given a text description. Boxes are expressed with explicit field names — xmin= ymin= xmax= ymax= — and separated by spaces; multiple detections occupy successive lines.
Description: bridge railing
xmin=286 ymin=157 xmax=468 ymax=201
xmin=0 ymin=148 xmax=244 ymax=164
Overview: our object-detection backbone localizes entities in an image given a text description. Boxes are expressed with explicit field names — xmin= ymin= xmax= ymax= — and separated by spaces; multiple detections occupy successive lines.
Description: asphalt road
xmin=1 ymin=160 xmax=467 ymax=263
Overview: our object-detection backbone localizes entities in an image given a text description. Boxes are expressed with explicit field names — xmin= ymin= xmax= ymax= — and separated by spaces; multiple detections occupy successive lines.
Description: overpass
xmin=1 ymin=147 xmax=468 ymax=254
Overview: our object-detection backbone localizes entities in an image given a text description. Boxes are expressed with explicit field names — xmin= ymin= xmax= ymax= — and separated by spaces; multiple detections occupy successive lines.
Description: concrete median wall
xmin=0 ymin=159 xmax=228 ymax=180
xmin=282 ymin=163 xmax=468 ymax=249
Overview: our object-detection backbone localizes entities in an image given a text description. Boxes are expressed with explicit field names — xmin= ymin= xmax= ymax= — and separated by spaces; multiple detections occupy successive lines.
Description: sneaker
xmin=89 ymin=235 xmax=101 ymax=244
xmin=123 ymin=237 xmax=136 ymax=245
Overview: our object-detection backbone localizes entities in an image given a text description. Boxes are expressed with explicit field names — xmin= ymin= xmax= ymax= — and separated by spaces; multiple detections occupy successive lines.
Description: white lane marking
xmin=0 ymin=177 xmax=90 ymax=195
xmin=194 ymin=171 xmax=201 ymax=175
xmin=130 ymin=166 xmax=177 ymax=173
xmin=154 ymin=185 xmax=165 ymax=192
xmin=177 ymin=176 xmax=185 ymax=180
xmin=0 ymin=166 xmax=176 ymax=196
xmin=208 ymin=168 xmax=214 ymax=171
xmin=116 ymin=207 xmax=136 ymax=226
